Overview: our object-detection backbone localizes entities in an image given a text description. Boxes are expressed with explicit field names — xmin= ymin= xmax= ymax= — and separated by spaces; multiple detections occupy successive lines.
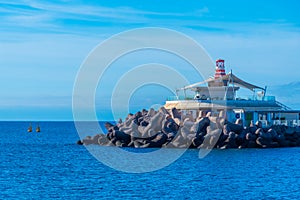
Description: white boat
xmin=164 ymin=59 xmax=300 ymax=127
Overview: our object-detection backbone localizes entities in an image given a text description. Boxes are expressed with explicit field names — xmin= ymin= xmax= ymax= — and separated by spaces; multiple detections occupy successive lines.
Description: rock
xmin=248 ymin=126 xmax=258 ymax=134
xmin=90 ymin=134 xmax=101 ymax=143
xmin=216 ymin=133 xmax=228 ymax=148
xmin=142 ymin=132 xmax=168 ymax=148
xmin=162 ymin=115 xmax=179 ymax=135
xmin=256 ymin=137 xmax=268 ymax=148
xmin=201 ymin=129 xmax=222 ymax=149
xmin=171 ymin=107 xmax=181 ymax=120
xmin=192 ymin=136 xmax=204 ymax=147
xmin=115 ymin=140 xmax=122 ymax=147
xmin=255 ymin=129 xmax=272 ymax=148
xmin=104 ymin=122 xmax=115 ymax=129
xmin=76 ymin=140 xmax=83 ymax=145
xmin=133 ymin=140 xmax=144 ymax=148
xmin=103 ymin=141 xmax=114 ymax=146
xmin=78 ymin=107 xmax=300 ymax=150
xmin=122 ymin=120 xmax=140 ymax=138
xmin=268 ymin=129 xmax=278 ymax=139
xmin=159 ymin=107 xmax=169 ymax=115
xmin=255 ymin=121 xmax=262 ymax=128
xmin=246 ymin=132 xmax=257 ymax=142
xmin=247 ymin=141 xmax=257 ymax=148
xmin=138 ymin=111 xmax=165 ymax=138
xmin=236 ymin=130 xmax=247 ymax=147
xmin=171 ymin=129 xmax=191 ymax=147
xmin=269 ymin=142 xmax=280 ymax=148
xmin=82 ymin=136 xmax=93 ymax=145
xmin=208 ymin=116 xmax=218 ymax=129
xmin=255 ymin=128 xmax=263 ymax=136
xmin=195 ymin=117 xmax=210 ymax=137
xmin=113 ymin=130 xmax=131 ymax=145
xmin=286 ymin=127 xmax=296 ymax=135
xmin=98 ymin=134 xmax=110 ymax=145
xmin=229 ymin=122 xmax=244 ymax=134
xmin=225 ymin=132 xmax=238 ymax=148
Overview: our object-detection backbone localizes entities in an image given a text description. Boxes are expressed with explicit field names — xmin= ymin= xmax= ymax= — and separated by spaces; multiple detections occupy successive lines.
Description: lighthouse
xmin=208 ymin=58 xmax=228 ymax=87
xmin=214 ymin=59 xmax=226 ymax=79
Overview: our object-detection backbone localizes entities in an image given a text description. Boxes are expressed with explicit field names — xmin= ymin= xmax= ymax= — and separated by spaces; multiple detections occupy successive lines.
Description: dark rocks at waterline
xmin=77 ymin=107 xmax=300 ymax=149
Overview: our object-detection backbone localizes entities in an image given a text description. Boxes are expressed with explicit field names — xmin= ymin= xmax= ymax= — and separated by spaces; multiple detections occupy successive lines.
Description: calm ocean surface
xmin=1 ymin=121 xmax=300 ymax=199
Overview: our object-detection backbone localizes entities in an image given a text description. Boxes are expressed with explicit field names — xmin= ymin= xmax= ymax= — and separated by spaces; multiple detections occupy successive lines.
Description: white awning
xmin=178 ymin=73 xmax=265 ymax=91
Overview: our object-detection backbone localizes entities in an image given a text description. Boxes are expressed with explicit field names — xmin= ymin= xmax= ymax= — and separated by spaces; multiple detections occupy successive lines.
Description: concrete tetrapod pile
xmin=77 ymin=107 xmax=300 ymax=149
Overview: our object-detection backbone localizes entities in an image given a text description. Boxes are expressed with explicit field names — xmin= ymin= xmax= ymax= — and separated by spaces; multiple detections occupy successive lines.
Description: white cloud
xmin=1 ymin=0 xmax=212 ymax=34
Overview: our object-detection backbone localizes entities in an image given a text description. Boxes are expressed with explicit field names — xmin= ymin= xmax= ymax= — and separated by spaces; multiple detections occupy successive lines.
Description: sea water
xmin=0 ymin=121 xmax=300 ymax=199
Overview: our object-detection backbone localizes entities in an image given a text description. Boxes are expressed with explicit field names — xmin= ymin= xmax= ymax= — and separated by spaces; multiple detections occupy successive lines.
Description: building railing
xmin=259 ymin=120 xmax=268 ymax=128
xmin=259 ymin=120 xmax=300 ymax=127
xmin=167 ymin=95 xmax=276 ymax=102
xmin=292 ymin=120 xmax=300 ymax=127
xmin=167 ymin=96 xmax=191 ymax=101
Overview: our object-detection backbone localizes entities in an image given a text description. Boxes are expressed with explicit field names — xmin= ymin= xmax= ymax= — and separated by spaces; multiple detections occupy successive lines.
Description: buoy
xmin=36 ymin=124 xmax=40 ymax=132
xmin=27 ymin=123 xmax=32 ymax=132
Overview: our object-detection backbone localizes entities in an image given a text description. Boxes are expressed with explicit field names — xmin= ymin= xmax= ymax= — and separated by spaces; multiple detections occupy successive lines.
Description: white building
xmin=164 ymin=59 xmax=300 ymax=127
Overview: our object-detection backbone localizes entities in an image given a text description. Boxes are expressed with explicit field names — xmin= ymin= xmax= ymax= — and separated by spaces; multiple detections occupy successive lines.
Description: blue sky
xmin=1 ymin=0 xmax=300 ymax=120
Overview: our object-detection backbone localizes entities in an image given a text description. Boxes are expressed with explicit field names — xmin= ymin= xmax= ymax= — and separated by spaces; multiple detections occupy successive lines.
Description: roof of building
xmin=178 ymin=72 xmax=265 ymax=91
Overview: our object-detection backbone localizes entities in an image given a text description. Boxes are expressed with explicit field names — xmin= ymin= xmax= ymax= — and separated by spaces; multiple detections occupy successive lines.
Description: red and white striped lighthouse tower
xmin=214 ymin=59 xmax=226 ymax=79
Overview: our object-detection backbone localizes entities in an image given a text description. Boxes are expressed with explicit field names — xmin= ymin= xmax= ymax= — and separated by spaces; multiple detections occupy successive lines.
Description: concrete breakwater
xmin=77 ymin=107 xmax=300 ymax=149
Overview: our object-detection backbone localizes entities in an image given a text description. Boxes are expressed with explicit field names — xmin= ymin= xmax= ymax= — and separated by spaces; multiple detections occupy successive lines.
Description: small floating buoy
xmin=36 ymin=124 xmax=40 ymax=132
xmin=27 ymin=123 xmax=32 ymax=132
